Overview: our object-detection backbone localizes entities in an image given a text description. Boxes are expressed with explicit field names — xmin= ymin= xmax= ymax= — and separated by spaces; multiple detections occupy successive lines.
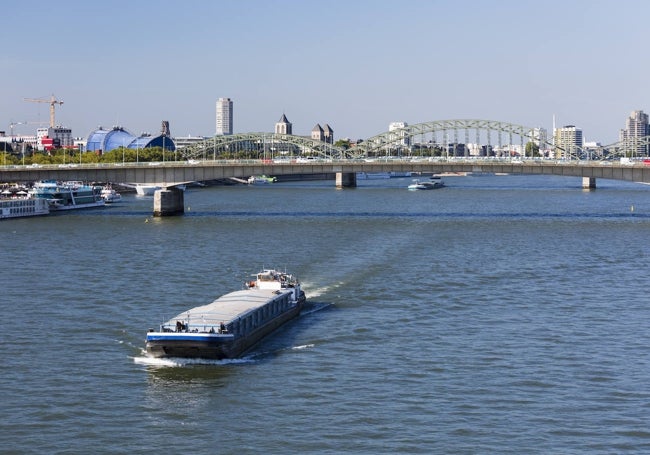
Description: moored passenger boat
xmin=29 ymin=180 xmax=105 ymax=211
xmin=247 ymin=175 xmax=277 ymax=184
xmin=145 ymin=269 xmax=306 ymax=359
xmin=0 ymin=197 xmax=50 ymax=219
xmin=100 ymin=184 xmax=122 ymax=203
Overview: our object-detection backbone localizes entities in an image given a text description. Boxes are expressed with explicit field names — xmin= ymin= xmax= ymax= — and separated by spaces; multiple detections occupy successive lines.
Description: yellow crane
xmin=24 ymin=94 xmax=64 ymax=128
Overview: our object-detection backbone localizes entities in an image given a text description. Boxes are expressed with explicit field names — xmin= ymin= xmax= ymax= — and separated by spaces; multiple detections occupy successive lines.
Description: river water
xmin=3 ymin=174 xmax=650 ymax=454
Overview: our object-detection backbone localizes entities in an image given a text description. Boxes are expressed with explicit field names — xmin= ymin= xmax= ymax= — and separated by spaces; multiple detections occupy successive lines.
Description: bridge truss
xmin=350 ymin=119 xmax=561 ymax=158
xmin=179 ymin=132 xmax=351 ymax=161
xmin=599 ymin=136 xmax=650 ymax=159
xmin=175 ymin=120 xmax=650 ymax=162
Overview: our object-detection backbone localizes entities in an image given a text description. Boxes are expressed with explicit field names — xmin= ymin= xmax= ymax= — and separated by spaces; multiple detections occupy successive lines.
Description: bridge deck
xmin=2 ymin=159 xmax=650 ymax=186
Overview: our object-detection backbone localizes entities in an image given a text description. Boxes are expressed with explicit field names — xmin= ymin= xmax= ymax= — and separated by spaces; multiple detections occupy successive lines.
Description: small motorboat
xmin=407 ymin=178 xmax=445 ymax=190
xmin=100 ymin=185 xmax=122 ymax=203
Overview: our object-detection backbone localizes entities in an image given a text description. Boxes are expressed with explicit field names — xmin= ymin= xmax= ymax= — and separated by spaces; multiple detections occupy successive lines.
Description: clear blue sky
xmin=1 ymin=0 xmax=647 ymax=144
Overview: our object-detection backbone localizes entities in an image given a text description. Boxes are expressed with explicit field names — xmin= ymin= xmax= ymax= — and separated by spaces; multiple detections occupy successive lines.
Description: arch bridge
xmin=351 ymin=119 xmax=558 ymax=158
xmin=4 ymin=118 xmax=650 ymax=216
xmin=180 ymin=132 xmax=352 ymax=161
xmin=177 ymin=119 xmax=650 ymax=161
xmin=178 ymin=119 xmax=565 ymax=161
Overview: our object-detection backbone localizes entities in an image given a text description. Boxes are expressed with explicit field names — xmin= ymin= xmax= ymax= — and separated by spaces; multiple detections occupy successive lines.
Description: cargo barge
xmin=145 ymin=269 xmax=306 ymax=359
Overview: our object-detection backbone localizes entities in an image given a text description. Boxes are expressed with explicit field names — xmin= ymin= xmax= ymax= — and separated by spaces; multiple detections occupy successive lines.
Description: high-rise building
xmin=161 ymin=120 xmax=170 ymax=137
xmin=216 ymin=98 xmax=233 ymax=135
xmin=553 ymin=125 xmax=583 ymax=159
xmin=619 ymin=110 xmax=649 ymax=155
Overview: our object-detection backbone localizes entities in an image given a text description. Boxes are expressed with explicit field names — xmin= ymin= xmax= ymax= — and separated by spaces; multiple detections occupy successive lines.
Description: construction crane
xmin=9 ymin=120 xmax=48 ymax=137
xmin=9 ymin=121 xmax=26 ymax=136
xmin=23 ymin=94 xmax=64 ymax=128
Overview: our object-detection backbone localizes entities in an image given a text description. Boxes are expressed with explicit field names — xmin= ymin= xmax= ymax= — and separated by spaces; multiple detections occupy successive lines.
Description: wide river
xmin=3 ymin=173 xmax=650 ymax=454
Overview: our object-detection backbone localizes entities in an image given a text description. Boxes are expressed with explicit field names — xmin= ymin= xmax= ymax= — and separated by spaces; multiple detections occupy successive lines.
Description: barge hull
xmin=146 ymin=302 xmax=302 ymax=360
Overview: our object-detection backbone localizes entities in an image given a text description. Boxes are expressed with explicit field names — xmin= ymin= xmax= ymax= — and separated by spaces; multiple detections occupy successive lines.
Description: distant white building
xmin=583 ymin=141 xmax=603 ymax=159
xmin=388 ymin=121 xmax=410 ymax=150
xmin=173 ymin=135 xmax=208 ymax=149
xmin=216 ymin=98 xmax=233 ymax=135
xmin=73 ymin=137 xmax=86 ymax=151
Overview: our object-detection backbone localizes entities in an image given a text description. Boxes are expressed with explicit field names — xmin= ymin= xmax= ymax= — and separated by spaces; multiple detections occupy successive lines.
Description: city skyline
xmin=2 ymin=0 xmax=650 ymax=145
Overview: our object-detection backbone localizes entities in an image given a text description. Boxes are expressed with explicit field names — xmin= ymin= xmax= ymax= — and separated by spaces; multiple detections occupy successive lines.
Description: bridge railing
xmin=3 ymin=156 xmax=650 ymax=172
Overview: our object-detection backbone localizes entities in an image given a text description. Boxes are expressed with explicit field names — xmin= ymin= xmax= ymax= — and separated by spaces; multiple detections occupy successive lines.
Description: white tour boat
xmin=248 ymin=175 xmax=277 ymax=185
xmin=407 ymin=178 xmax=445 ymax=190
xmin=0 ymin=197 xmax=50 ymax=219
xmin=29 ymin=180 xmax=105 ymax=211
xmin=100 ymin=184 xmax=122 ymax=203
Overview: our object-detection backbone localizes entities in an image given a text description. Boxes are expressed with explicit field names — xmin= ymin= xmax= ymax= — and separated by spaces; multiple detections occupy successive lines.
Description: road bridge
xmin=2 ymin=158 xmax=650 ymax=213
xmin=4 ymin=159 xmax=650 ymax=186
xmin=176 ymin=119 xmax=637 ymax=161
xmin=4 ymin=118 xmax=650 ymax=215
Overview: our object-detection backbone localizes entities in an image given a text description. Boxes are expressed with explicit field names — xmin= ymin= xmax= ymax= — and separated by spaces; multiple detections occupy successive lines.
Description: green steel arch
xmin=351 ymin=119 xmax=561 ymax=158
xmin=601 ymin=136 xmax=650 ymax=158
xmin=179 ymin=132 xmax=351 ymax=160
xmin=177 ymin=119 xmax=603 ymax=161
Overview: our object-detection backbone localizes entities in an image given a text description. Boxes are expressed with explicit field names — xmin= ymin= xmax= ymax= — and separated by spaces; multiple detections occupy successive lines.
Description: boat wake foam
xmin=303 ymin=281 xmax=344 ymax=299
xmin=132 ymin=355 xmax=253 ymax=367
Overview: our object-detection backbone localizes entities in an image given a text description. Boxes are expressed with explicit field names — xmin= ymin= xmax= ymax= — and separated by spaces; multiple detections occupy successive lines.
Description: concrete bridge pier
xmin=336 ymin=172 xmax=357 ymax=188
xmin=582 ymin=177 xmax=596 ymax=190
xmin=153 ymin=187 xmax=185 ymax=216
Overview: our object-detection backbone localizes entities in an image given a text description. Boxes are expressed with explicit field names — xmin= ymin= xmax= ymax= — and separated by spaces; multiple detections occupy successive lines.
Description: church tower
xmin=275 ymin=114 xmax=292 ymax=135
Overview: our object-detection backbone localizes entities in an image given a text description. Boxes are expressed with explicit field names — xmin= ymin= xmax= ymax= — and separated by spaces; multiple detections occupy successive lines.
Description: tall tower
xmin=161 ymin=120 xmax=170 ymax=136
xmin=275 ymin=114 xmax=292 ymax=135
xmin=216 ymin=98 xmax=233 ymax=135
xmin=620 ymin=110 xmax=649 ymax=156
